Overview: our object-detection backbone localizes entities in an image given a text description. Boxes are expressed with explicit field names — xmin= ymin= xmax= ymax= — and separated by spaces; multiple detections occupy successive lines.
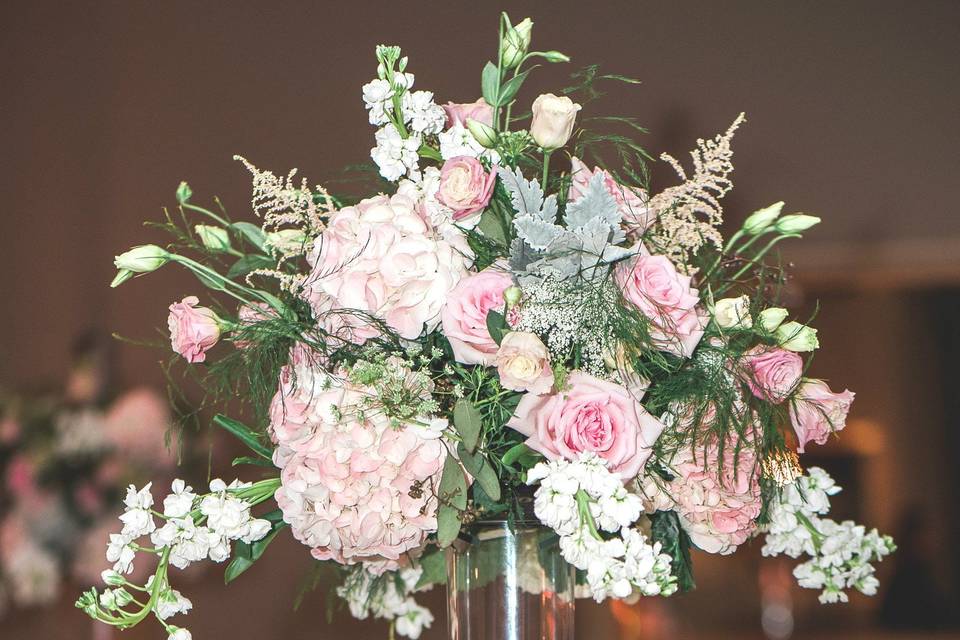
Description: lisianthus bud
xmin=113 ymin=588 xmax=134 ymax=607
xmin=110 ymin=269 xmax=134 ymax=288
xmin=176 ymin=181 xmax=192 ymax=204
xmin=758 ymin=307 xmax=789 ymax=332
xmin=713 ymin=295 xmax=752 ymax=329
xmin=530 ymin=93 xmax=581 ymax=150
xmin=775 ymin=214 xmax=821 ymax=234
xmin=742 ymin=202 xmax=784 ymax=235
xmin=503 ymin=286 xmax=523 ymax=308
xmin=465 ymin=118 xmax=499 ymax=149
xmin=194 ymin=225 xmax=231 ymax=253
xmin=114 ymin=245 xmax=170 ymax=273
xmin=100 ymin=570 xmax=125 ymax=587
xmin=537 ymin=50 xmax=570 ymax=63
xmin=776 ymin=321 xmax=819 ymax=352
xmin=501 ymin=17 xmax=533 ymax=70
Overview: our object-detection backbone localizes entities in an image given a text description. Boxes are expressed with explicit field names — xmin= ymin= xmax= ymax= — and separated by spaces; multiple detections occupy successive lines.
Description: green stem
xmin=541 ymin=150 xmax=553 ymax=191
xmin=493 ymin=15 xmax=506 ymax=131
xmin=714 ymin=234 xmax=799 ymax=297
xmin=575 ymin=490 xmax=603 ymax=541
xmin=183 ymin=203 xmax=230 ymax=228
xmin=503 ymin=65 xmax=522 ymax=132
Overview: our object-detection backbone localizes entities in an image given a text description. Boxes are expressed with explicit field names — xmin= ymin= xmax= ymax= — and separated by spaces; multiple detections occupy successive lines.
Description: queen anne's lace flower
xmin=271 ymin=358 xmax=447 ymax=570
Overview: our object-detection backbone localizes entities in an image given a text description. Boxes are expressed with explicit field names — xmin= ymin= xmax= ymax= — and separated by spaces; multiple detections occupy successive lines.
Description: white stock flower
xmin=167 ymin=627 xmax=192 ymax=640
xmin=155 ymin=587 xmax=193 ymax=620
xmin=362 ymin=79 xmax=394 ymax=126
xmin=438 ymin=122 xmax=499 ymax=162
xmin=120 ymin=483 xmax=156 ymax=537
xmin=163 ymin=480 xmax=197 ymax=519
xmin=403 ymin=90 xmax=445 ymax=135
xmin=106 ymin=533 xmax=136 ymax=575
xmin=372 ymin=126 xmax=422 ymax=181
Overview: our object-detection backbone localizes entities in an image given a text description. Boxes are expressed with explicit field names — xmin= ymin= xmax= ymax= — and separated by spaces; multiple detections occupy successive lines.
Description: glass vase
xmin=446 ymin=518 xmax=575 ymax=640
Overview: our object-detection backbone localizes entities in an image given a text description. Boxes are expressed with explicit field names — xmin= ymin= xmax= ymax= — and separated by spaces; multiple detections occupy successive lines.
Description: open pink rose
xmin=495 ymin=331 xmax=554 ymax=394
xmin=167 ymin=296 xmax=221 ymax=363
xmin=616 ymin=252 xmax=706 ymax=357
xmin=570 ymin=157 xmax=653 ymax=234
xmin=436 ymin=156 xmax=496 ymax=221
xmin=508 ymin=371 xmax=664 ymax=480
xmin=742 ymin=346 xmax=803 ymax=403
xmin=442 ymin=98 xmax=493 ymax=129
xmin=441 ymin=268 xmax=514 ymax=365
xmin=789 ymin=379 xmax=855 ymax=452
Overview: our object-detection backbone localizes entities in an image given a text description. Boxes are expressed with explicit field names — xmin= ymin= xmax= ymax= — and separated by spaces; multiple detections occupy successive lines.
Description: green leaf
xmin=477 ymin=207 xmax=508 ymax=245
xmin=481 ymin=62 xmax=500 ymax=107
xmin=501 ymin=442 xmax=542 ymax=471
xmin=415 ymin=547 xmax=448 ymax=588
xmin=438 ymin=455 xmax=468 ymax=509
xmin=231 ymin=221 xmax=267 ymax=251
xmin=436 ymin=504 xmax=462 ymax=548
xmin=226 ymin=254 xmax=275 ymax=279
xmin=232 ymin=455 xmax=275 ymax=468
xmin=497 ymin=67 xmax=534 ymax=106
xmin=457 ymin=444 xmax=501 ymax=502
xmin=213 ymin=414 xmax=272 ymax=460
xmin=650 ymin=510 xmax=696 ymax=592
xmin=453 ymin=399 xmax=483 ymax=453
xmin=485 ymin=310 xmax=508 ymax=346
xmin=224 ymin=552 xmax=254 ymax=584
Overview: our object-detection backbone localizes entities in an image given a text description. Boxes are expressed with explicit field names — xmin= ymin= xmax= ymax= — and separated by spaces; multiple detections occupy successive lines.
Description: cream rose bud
xmin=776 ymin=321 xmax=819 ymax=352
xmin=495 ymin=332 xmax=553 ymax=394
xmin=713 ymin=295 xmax=752 ymax=329
xmin=530 ymin=94 xmax=581 ymax=150
xmin=758 ymin=307 xmax=789 ymax=332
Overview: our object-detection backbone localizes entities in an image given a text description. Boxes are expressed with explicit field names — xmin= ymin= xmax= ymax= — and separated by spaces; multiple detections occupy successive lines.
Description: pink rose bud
xmin=436 ymin=156 xmax=496 ymax=221
xmin=167 ymin=296 xmax=222 ymax=363
xmin=789 ymin=379 xmax=855 ymax=452
xmin=742 ymin=346 xmax=803 ymax=403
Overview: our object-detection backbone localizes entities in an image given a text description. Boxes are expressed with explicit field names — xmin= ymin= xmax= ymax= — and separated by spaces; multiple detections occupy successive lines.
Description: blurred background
xmin=2 ymin=1 xmax=958 ymax=638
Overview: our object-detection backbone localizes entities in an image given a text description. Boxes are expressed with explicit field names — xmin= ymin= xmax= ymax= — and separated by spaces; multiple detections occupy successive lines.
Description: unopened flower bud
xmin=114 ymin=245 xmax=170 ymax=273
xmin=758 ymin=307 xmax=789 ymax=332
xmin=194 ymin=225 xmax=231 ymax=253
xmin=266 ymin=229 xmax=308 ymax=254
xmin=501 ymin=17 xmax=533 ymax=70
xmin=713 ymin=295 xmax=752 ymax=329
xmin=775 ymin=214 xmax=821 ymax=234
xmin=742 ymin=202 xmax=784 ymax=235
xmin=776 ymin=321 xmax=819 ymax=352
xmin=465 ymin=118 xmax=499 ymax=149
xmin=530 ymin=93 xmax=581 ymax=150
xmin=176 ymin=181 xmax=192 ymax=204
xmin=110 ymin=269 xmax=135 ymax=288
xmin=101 ymin=570 xmax=125 ymax=587
xmin=503 ymin=286 xmax=523 ymax=309
xmin=537 ymin=50 xmax=570 ymax=63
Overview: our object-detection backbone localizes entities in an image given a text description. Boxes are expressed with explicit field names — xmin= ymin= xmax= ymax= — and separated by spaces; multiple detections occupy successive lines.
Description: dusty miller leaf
xmin=564 ymin=172 xmax=620 ymax=231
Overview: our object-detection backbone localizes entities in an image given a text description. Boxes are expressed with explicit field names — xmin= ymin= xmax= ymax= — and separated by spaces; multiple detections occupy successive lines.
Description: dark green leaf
xmin=650 ymin=510 xmax=696 ymax=592
xmin=226 ymin=254 xmax=275 ymax=279
xmin=485 ymin=310 xmax=508 ymax=346
xmin=438 ymin=455 xmax=468 ymax=510
xmin=477 ymin=207 xmax=508 ymax=245
xmin=436 ymin=504 xmax=462 ymax=548
xmin=213 ymin=414 xmax=272 ymax=460
xmin=224 ymin=554 xmax=254 ymax=583
xmin=497 ymin=67 xmax=534 ymax=106
xmin=481 ymin=62 xmax=500 ymax=107
xmin=416 ymin=547 xmax=448 ymax=588
xmin=232 ymin=455 xmax=275 ymax=468
xmin=457 ymin=444 xmax=501 ymax=502
xmin=231 ymin=221 xmax=267 ymax=251
xmin=453 ymin=399 xmax=483 ymax=453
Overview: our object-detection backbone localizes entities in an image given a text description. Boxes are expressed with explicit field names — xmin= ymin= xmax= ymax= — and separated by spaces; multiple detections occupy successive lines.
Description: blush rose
xmin=436 ymin=156 xmax=496 ymax=221
xmin=742 ymin=346 xmax=803 ymax=403
xmin=441 ymin=269 xmax=514 ymax=365
xmin=789 ymin=379 xmax=855 ymax=452
xmin=167 ymin=296 xmax=221 ymax=363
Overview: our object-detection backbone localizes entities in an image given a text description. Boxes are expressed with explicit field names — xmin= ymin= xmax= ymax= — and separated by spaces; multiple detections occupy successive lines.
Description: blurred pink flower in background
xmin=104 ymin=387 xmax=176 ymax=468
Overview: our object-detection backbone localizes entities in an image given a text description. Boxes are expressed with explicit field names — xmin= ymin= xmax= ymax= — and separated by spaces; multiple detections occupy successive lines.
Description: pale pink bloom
xmin=789 ymin=379 xmax=855 ymax=452
xmin=304 ymin=191 xmax=470 ymax=343
xmin=270 ymin=359 xmax=447 ymax=569
xmin=0 ymin=417 xmax=20 ymax=444
xmin=616 ymin=251 xmax=706 ymax=358
xmin=742 ymin=346 xmax=803 ymax=404
xmin=442 ymin=98 xmax=494 ymax=129
xmin=5 ymin=455 xmax=39 ymax=502
xmin=104 ymin=388 xmax=175 ymax=467
xmin=437 ymin=156 xmax=496 ymax=221
xmin=440 ymin=269 xmax=514 ymax=365
xmin=494 ymin=332 xmax=554 ymax=394
xmin=569 ymin=157 xmax=653 ymax=234
xmin=74 ymin=482 xmax=104 ymax=516
xmin=167 ymin=296 xmax=221 ymax=363
xmin=508 ymin=371 xmax=664 ymax=480
xmin=644 ymin=436 xmax=762 ymax=555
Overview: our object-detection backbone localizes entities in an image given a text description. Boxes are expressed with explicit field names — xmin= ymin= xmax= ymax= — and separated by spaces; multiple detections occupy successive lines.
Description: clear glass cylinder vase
xmin=446 ymin=519 xmax=575 ymax=640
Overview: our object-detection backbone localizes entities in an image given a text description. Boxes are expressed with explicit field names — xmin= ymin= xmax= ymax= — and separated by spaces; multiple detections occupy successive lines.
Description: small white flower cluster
xmin=762 ymin=467 xmax=896 ymax=603
xmin=438 ymin=122 xmax=493 ymax=161
xmin=337 ymin=564 xmax=434 ymax=639
xmin=5 ymin=542 xmax=60 ymax=606
xmin=363 ymin=66 xmax=445 ymax=182
xmin=527 ymin=453 xmax=677 ymax=602
xmin=83 ymin=478 xmax=274 ymax=640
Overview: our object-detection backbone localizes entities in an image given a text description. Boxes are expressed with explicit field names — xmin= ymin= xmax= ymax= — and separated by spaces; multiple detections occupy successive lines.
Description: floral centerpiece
xmin=77 ymin=13 xmax=895 ymax=640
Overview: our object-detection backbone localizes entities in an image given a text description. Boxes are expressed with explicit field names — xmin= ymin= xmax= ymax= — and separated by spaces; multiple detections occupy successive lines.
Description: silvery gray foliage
xmin=499 ymin=167 xmax=633 ymax=280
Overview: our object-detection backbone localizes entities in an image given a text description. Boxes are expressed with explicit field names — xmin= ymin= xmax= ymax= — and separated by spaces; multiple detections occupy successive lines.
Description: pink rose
xmin=441 ymin=269 xmax=514 ymax=365
xmin=167 ymin=296 xmax=221 ymax=363
xmin=789 ymin=379 xmax=855 ymax=452
xmin=742 ymin=346 xmax=803 ymax=403
xmin=436 ymin=156 xmax=496 ymax=221
xmin=495 ymin=332 xmax=554 ymax=394
xmin=570 ymin=157 xmax=653 ymax=234
xmin=442 ymin=98 xmax=494 ymax=129
xmin=508 ymin=371 xmax=664 ymax=480
xmin=616 ymin=252 xmax=706 ymax=357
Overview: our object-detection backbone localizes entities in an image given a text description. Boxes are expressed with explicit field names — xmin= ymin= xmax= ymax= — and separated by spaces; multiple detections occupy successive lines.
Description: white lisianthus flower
xmin=759 ymin=307 xmax=789 ymax=332
xmin=713 ymin=295 xmax=752 ymax=329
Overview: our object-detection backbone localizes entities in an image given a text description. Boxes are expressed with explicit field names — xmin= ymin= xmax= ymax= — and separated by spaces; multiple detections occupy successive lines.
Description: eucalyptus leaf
xmin=453 ymin=400 xmax=483 ymax=453
xmin=457 ymin=444 xmax=501 ymax=502
xmin=415 ymin=547 xmax=448 ymax=588
xmin=436 ymin=504 xmax=462 ymax=548
xmin=477 ymin=208 xmax=508 ymax=245
xmin=438 ymin=455 xmax=468 ymax=510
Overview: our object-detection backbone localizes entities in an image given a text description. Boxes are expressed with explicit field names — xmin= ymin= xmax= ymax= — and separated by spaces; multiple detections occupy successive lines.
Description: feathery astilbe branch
xmin=646 ymin=113 xmax=746 ymax=274
xmin=234 ymin=155 xmax=334 ymax=241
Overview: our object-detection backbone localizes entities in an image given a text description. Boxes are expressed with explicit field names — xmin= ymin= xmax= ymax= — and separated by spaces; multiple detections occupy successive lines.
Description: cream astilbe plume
xmin=647 ymin=113 xmax=746 ymax=273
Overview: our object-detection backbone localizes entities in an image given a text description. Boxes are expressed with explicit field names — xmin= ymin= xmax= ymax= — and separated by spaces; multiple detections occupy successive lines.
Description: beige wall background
xmin=2 ymin=1 xmax=958 ymax=638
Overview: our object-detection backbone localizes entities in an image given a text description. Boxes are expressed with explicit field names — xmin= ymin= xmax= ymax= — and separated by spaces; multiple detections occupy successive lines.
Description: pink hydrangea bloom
xmin=569 ymin=157 xmax=653 ymax=235
xmin=167 ymin=296 xmax=221 ymax=363
xmin=507 ymin=371 xmax=664 ymax=480
xmin=789 ymin=379 xmax=855 ymax=452
xmin=270 ymin=358 xmax=447 ymax=569
xmin=304 ymin=190 xmax=471 ymax=343
xmin=616 ymin=251 xmax=707 ymax=358
xmin=644 ymin=436 xmax=762 ymax=555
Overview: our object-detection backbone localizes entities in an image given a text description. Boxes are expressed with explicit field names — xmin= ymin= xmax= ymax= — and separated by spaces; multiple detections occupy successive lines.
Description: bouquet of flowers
xmin=77 ymin=13 xmax=895 ymax=640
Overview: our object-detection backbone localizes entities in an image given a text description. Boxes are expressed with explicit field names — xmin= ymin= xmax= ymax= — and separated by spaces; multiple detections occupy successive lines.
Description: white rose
xmin=713 ymin=295 xmax=752 ymax=329
xmin=530 ymin=93 xmax=581 ymax=150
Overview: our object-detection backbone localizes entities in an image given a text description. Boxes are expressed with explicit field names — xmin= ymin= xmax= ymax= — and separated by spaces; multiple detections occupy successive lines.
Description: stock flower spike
xmin=81 ymin=11 xmax=893 ymax=638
